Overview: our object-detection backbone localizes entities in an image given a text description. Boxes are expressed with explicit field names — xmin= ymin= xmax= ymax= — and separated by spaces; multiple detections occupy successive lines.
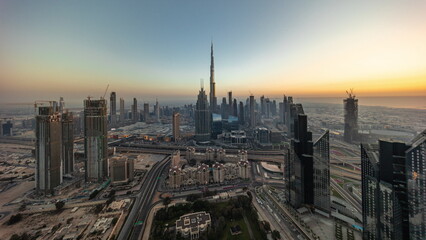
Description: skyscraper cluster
xmin=35 ymin=99 xmax=74 ymax=195
xmin=361 ymin=130 xmax=426 ymax=239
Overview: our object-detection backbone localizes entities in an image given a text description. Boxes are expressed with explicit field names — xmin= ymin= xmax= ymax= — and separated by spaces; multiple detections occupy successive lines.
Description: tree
xmin=89 ymin=189 xmax=99 ymax=200
xmin=262 ymin=221 xmax=271 ymax=232
xmin=189 ymin=159 xmax=197 ymax=166
xmin=55 ymin=201 xmax=65 ymax=211
xmin=94 ymin=204 xmax=104 ymax=214
xmin=108 ymin=189 xmax=116 ymax=198
xmin=186 ymin=194 xmax=201 ymax=202
xmin=163 ymin=196 xmax=172 ymax=208
xmin=272 ymin=230 xmax=281 ymax=240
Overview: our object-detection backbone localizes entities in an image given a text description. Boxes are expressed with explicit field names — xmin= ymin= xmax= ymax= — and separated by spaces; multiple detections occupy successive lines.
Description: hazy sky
xmin=0 ymin=0 xmax=425 ymax=103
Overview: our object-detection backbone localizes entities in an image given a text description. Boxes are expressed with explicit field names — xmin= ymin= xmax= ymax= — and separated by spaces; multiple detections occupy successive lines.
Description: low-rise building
xmin=212 ymin=162 xmax=225 ymax=183
xmin=169 ymin=166 xmax=182 ymax=189
xmin=108 ymin=155 xmax=134 ymax=185
xmin=176 ymin=212 xmax=211 ymax=240
xmin=238 ymin=160 xmax=250 ymax=179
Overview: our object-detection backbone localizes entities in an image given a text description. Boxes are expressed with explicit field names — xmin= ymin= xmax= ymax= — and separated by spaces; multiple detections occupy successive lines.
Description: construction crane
xmin=346 ymin=89 xmax=355 ymax=99
xmin=34 ymin=100 xmax=55 ymax=115
xmin=102 ymin=84 xmax=109 ymax=99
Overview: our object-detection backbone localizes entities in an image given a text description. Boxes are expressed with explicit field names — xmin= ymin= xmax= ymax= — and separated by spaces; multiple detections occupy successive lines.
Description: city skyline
xmin=1 ymin=1 xmax=426 ymax=103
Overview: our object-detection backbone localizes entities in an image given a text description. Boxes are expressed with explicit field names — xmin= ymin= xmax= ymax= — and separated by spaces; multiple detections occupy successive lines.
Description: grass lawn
xmin=221 ymin=219 xmax=250 ymax=240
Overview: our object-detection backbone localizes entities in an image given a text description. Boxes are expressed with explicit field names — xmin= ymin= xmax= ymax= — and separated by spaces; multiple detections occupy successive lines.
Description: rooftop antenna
xmin=200 ymin=78 xmax=204 ymax=89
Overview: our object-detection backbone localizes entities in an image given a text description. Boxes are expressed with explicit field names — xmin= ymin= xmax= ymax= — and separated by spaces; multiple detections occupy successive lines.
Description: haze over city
xmin=0 ymin=1 xmax=425 ymax=240
xmin=0 ymin=0 xmax=425 ymax=104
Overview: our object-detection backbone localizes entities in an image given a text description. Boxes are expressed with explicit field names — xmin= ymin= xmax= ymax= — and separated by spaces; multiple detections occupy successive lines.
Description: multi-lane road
xmin=118 ymin=156 xmax=170 ymax=240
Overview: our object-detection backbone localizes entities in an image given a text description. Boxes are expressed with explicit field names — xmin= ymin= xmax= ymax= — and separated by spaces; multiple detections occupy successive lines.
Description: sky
xmin=0 ymin=0 xmax=425 ymax=104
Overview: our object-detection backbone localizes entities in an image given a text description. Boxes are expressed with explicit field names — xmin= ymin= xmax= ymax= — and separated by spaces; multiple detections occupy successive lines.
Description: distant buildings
xmin=84 ymin=98 xmax=108 ymax=182
xmin=249 ymin=95 xmax=255 ymax=128
xmin=195 ymin=86 xmax=210 ymax=142
xmin=344 ymin=90 xmax=358 ymax=143
xmin=119 ymin=98 xmax=125 ymax=123
xmin=1 ymin=120 xmax=13 ymax=136
xmin=238 ymin=101 xmax=245 ymax=125
xmin=176 ymin=212 xmax=211 ymax=240
xmin=228 ymin=91 xmax=233 ymax=116
xmin=361 ymin=130 xmax=426 ymax=240
xmin=143 ymin=103 xmax=149 ymax=122
xmin=35 ymin=105 xmax=62 ymax=194
xmin=254 ymin=127 xmax=271 ymax=144
xmin=155 ymin=99 xmax=160 ymax=122
xmin=172 ymin=112 xmax=180 ymax=142
xmin=132 ymin=98 xmax=138 ymax=122
xmin=110 ymin=92 xmax=117 ymax=126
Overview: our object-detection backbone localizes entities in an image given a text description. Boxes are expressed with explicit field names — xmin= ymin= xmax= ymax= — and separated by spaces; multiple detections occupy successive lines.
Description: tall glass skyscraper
xmin=195 ymin=87 xmax=210 ymax=142
xmin=110 ymin=91 xmax=117 ymax=126
xmin=361 ymin=139 xmax=411 ymax=240
xmin=313 ymin=130 xmax=331 ymax=213
xmin=406 ymin=130 xmax=426 ymax=240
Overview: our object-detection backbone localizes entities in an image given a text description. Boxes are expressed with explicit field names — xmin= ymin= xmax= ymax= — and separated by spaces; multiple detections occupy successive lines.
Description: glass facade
xmin=406 ymin=131 xmax=426 ymax=240
xmin=313 ymin=130 xmax=331 ymax=213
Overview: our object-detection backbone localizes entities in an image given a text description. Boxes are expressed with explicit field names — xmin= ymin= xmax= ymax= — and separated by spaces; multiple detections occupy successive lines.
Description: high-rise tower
xmin=406 ymin=130 xmax=426 ymax=239
xmin=172 ymin=112 xmax=180 ymax=142
xmin=344 ymin=89 xmax=358 ymax=143
xmin=209 ymin=43 xmax=217 ymax=113
xmin=110 ymin=92 xmax=117 ymax=126
xmin=143 ymin=103 xmax=149 ymax=122
xmin=249 ymin=95 xmax=255 ymax=128
xmin=84 ymin=98 xmax=108 ymax=182
xmin=361 ymin=140 xmax=410 ymax=239
xmin=35 ymin=105 xmax=62 ymax=194
xmin=119 ymin=98 xmax=125 ymax=123
xmin=195 ymin=86 xmax=211 ymax=142
xmin=62 ymin=111 xmax=74 ymax=175
xmin=132 ymin=98 xmax=138 ymax=122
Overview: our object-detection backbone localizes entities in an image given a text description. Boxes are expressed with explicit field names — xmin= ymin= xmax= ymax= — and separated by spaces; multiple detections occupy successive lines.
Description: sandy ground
xmin=0 ymin=181 xmax=33 ymax=208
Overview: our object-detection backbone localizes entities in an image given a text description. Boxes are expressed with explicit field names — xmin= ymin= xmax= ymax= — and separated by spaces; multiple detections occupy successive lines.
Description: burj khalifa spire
xmin=209 ymin=42 xmax=217 ymax=113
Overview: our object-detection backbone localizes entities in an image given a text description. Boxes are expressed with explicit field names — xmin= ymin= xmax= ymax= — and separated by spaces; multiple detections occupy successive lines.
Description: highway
xmin=330 ymin=178 xmax=362 ymax=213
xmin=117 ymin=156 xmax=170 ymax=240
xmin=115 ymin=145 xmax=285 ymax=163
